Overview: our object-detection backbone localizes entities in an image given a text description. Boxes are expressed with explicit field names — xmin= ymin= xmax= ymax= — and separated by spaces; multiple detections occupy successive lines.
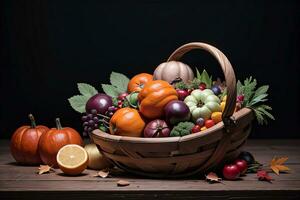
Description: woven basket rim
xmin=92 ymin=107 xmax=252 ymax=144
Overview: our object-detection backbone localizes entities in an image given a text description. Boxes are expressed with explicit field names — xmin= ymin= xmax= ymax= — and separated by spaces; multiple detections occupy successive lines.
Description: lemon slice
xmin=56 ymin=144 xmax=88 ymax=175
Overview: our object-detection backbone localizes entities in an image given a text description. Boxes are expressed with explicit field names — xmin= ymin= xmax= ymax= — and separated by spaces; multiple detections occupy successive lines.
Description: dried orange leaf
xmin=37 ymin=165 xmax=54 ymax=175
xmin=270 ymin=156 xmax=290 ymax=175
xmin=93 ymin=170 xmax=110 ymax=178
xmin=205 ymin=172 xmax=222 ymax=183
xmin=117 ymin=180 xmax=130 ymax=187
xmin=276 ymin=165 xmax=290 ymax=171
xmin=275 ymin=157 xmax=288 ymax=165
xmin=257 ymin=170 xmax=273 ymax=183
xmin=270 ymin=165 xmax=280 ymax=175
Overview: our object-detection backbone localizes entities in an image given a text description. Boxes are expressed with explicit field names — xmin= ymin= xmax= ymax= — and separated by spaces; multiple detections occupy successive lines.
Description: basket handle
xmin=167 ymin=42 xmax=237 ymax=127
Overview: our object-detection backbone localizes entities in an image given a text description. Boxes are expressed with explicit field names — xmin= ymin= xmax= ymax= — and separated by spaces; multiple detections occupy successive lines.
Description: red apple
xmin=234 ymin=159 xmax=248 ymax=175
xmin=223 ymin=164 xmax=240 ymax=180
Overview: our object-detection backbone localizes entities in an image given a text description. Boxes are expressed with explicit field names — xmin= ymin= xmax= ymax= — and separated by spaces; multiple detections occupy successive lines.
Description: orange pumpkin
xmin=138 ymin=80 xmax=178 ymax=119
xmin=38 ymin=118 xmax=83 ymax=167
xmin=10 ymin=114 xmax=49 ymax=165
xmin=128 ymin=73 xmax=153 ymax=93
xmin=109 ymin=108 xmax=145 ymax=137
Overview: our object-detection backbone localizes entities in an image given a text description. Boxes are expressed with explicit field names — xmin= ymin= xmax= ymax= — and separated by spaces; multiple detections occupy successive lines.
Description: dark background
xmin=1 ymin=0 xmax=299 ymax=139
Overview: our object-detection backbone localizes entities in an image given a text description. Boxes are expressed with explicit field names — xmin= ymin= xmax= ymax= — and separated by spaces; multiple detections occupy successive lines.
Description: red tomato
xmin=205 ymin=119 xmax=215 ymax=128
xmin=222 ymin=164 xmax=240 ymax=180
xmin=191 ymin=125 xmax=201 ymax=133
xmin=234 ymin=159 xmax=248 ymax=175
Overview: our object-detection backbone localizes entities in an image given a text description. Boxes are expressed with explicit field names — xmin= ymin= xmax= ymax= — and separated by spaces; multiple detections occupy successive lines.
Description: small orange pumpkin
xmin=138 ymin=80 xmax=178 ymax=119
xmin=109 ymin=108 xmax=145 ymax=137
xmin=128 ymin=73 xmax=153 ymax=93
xmin=38 ymin=118 xmax=83 ymax=167
xmin=10 ymin=114 xmax=49 ymax=165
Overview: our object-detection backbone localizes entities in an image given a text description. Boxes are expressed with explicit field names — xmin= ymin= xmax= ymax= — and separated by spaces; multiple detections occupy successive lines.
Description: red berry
xmin=205 ymin=119 xmax=215 ymax=128
xmin=237 ymin=95 xmax=244 ymax=102
xmin=234 ymin=159 xmax=248 ymax=175
xmin=176 ymin=89 xmax=189 ymax=101
xmin=118 ymin=92 xmax=128 ymax=100
xmin=199 ymin=83 xmax=206 ymax=90
xmin=191 ymin=125 xmax=201 ymax=133
xmin=223 ymin=164 xmax=240 ymax=180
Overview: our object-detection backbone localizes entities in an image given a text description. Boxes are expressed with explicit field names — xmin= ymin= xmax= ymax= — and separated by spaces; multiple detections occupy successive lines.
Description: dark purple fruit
xmin=143 ymin=119 xmax=170 ymax=138
xmin=211 ymin=85 xmax=221 ymax=95
xmin=195 ymin=118 xmax=205 ymax=126
xmin=176 ymin=89 xmax=189 ymax=101
xmin=85 ymin=93 xmax=113 ymax=114
xmin=238 ymin=151 xmax=255 ymax=165
xmin=164 ymin=100 xmax=190 ymax=125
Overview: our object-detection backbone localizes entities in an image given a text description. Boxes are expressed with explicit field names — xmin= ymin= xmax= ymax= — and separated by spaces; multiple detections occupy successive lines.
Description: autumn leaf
xmin=205 ymin=172 xmax=222 ymax=184
xmin=270 ymin=156 xmax=290 ymax=175
xmin=37 ymin=165 xmax=54 ymax=175
xmin=93 ymin=170 xmax=110 ymax=178
xmin=117 ymin=180 xmax=130 ymax=187
xmin=257 ymin=170 xmax=273 ymax=183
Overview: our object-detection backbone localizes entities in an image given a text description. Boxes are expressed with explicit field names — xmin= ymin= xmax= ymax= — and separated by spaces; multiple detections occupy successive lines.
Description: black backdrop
xmin=1 ymin=0 xmax=299 ymax=139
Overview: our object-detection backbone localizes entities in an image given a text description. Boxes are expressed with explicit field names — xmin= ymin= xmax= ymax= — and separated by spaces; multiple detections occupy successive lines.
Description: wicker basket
xmin=91 ymin=42 xmax=254 ymax=178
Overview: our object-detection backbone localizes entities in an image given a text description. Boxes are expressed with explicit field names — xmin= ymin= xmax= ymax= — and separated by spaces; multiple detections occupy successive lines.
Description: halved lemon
xmin=56 ymin=144 xmax=88 ymax=175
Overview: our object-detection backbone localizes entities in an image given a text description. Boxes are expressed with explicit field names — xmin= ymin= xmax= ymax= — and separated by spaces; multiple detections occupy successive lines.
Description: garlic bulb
xmin=84 ymin=143 xmax=111 ymax=170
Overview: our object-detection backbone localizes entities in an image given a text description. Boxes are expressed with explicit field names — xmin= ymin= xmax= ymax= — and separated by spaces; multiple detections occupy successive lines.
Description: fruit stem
xmin=28 ymin=114 xmax=36 ymax=128
xmin=100 ymin=119 xmax=109 ymax=125
xmin=55 ymin=118 xmax=63 ymax=130
xmin=97 ymin=113 xmax=110 ymax=120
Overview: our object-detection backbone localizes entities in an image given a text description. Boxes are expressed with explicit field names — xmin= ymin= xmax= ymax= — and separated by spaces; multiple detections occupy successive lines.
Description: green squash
xmin=184 ymin=89 xmax=221 ymax=121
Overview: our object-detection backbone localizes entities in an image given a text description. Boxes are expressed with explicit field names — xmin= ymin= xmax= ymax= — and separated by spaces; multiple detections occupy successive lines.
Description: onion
xmin=84 ymin=143 xmax=111 ymax=170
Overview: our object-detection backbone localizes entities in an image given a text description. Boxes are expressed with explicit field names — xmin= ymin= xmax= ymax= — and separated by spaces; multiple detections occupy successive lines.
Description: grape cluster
xmin=81 ymin=107 xmax=118 ymax=136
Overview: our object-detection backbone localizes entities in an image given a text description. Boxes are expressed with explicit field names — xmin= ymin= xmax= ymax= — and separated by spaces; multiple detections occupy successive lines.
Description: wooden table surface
xmin=1 ymin=139 xmax=300 ymax=199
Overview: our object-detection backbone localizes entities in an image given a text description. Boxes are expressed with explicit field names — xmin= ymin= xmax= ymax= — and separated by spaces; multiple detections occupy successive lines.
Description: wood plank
xmin=1 ymin=190 xmax=299 ymax=200
xmin=1 ymin=179 xmax=300 ymax=191
xmin=1 ymin=139 xmax=300 ymax=199
xmin=0 ymin=164 xmax=298 ymax=181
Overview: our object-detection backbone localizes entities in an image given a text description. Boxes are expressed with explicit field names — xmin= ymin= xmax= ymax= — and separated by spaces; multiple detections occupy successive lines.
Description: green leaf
xmin=237 ymin=80 xmax=242 ymax=95
xmin=110 ymin=71 xmax=130 ymax=93
xmin=260 ymin=104 xmax=272 ymax=110
xmin=77 ymin=83 xmax=98 ymax=97
xmin=257 ymin=107 xmax=275 ymax=120
xmin=253 ymin=85 xmax=269 ymax=99
xmin=101 ymin=84 xmax=119 ymax=97
xmin=249 ymin=94 xmax=268 ymax=106
xmin=200 ymin=69 xmax=212 ymax=88
xmin=253 ymin=109 xmax=265 ymax=125
xmin=68 ymin=95 xmax=89 ymax=113
xmin=196 ymin=68 xmax=201 ymax=79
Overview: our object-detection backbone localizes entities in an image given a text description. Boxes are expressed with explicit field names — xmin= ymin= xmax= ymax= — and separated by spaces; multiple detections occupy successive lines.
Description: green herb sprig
xmin=237 ymin=76 xmax=275 ymax=125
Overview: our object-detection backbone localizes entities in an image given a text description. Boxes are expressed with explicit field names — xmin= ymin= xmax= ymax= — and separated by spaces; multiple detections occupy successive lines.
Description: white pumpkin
xmin=153 ymin=61 xmax=194 ymax=84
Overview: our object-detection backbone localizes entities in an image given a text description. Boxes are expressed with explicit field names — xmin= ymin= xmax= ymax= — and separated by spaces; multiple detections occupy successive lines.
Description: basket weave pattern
xmin=91 ymin=42 xmax=254 ymax=178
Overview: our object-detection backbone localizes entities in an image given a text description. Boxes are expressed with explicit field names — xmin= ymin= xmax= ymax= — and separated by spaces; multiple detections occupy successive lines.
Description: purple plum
xmin=164 ymin=100 xmax=190 ymax=125
xmin=143 ymin=119 xmax=170 ymax=138
xmin=85 ymin=93 xmax=112 ymax=114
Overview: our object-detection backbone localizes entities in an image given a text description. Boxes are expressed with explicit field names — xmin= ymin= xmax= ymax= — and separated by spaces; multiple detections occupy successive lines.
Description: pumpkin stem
xmin=55 ymin=118 xmax=63 ymax=130
xmin=28 ymin=114 xmax=36 ymax=128
xmin=170 ymin=77 xmax=183 ymax=85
